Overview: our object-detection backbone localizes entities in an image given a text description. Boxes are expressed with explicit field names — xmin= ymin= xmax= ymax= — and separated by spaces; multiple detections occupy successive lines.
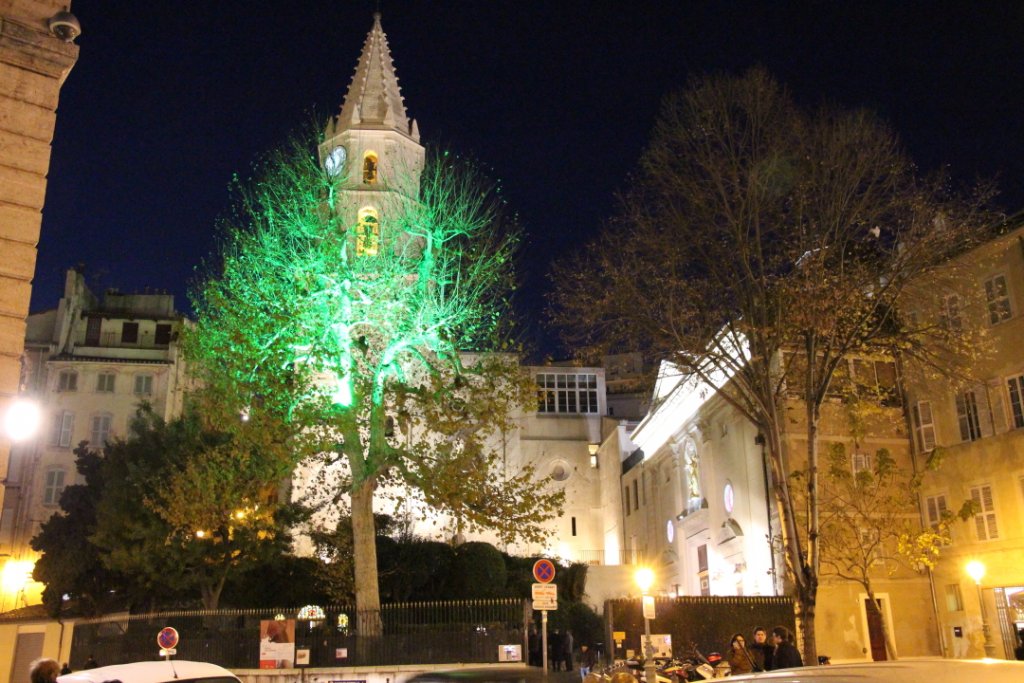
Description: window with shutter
xmin=1008 ymin=375 xmax=1024 ymax=429
xmin=90 ymin=414 xmax=113 ymax=446
xmin=945 ymin=584 xmax=964 ymax=612
xmin=984 ymin=274 xmax=1012 ymax=325
xmin=956 ymin=391 xmax=982 ymax=442
xmin=852 ymin=452 xmax=872 ymax=475
xmin=942 ymin=294 xmax=963 ymax=331
xmin=50 ymin=411 xmax=74 ymax=447
xmin=43 ymin=469 xmax=66 ymax=506
xmin=57 ymin=370 xmax=77 ymax=392
xmin=912 ymin=401 xmax=936 ymax=451
xmin=925 ymin=494 xmax=948 ymax=529
xmin=987 ymin=379 xmax=1009 ymax=434
xmin=134 ymin=374 xmax=153 ymax=396
xmin=96 ymin=372 xmax=115 ymax=393
xmin=969 ymin=484 xmax=998 ymax=540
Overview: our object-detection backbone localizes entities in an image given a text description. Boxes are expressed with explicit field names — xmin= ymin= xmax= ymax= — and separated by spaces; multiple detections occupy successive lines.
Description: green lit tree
xmin=187 ymin=135 xmax=562 ymax=630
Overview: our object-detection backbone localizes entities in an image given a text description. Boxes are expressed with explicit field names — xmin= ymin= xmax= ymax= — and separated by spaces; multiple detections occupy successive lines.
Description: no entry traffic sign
xmin=533 ymin=558 xmax=556 ymax=583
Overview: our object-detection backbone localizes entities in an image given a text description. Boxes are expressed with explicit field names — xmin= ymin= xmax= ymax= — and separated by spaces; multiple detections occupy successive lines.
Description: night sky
xmin=34 ymin=2 xmax=1024 ymax=356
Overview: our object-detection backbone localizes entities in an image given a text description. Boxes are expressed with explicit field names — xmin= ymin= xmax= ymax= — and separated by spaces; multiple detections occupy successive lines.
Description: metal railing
xmin=69 ymin=599 xmax=529 ymax=669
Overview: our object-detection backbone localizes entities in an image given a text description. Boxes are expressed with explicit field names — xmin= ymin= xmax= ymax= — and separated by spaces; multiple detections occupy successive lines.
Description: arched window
xmin=356 ymin=206 xmax=380 ymax=256
xmin=362 ymin=151 xmax=378 ymax=184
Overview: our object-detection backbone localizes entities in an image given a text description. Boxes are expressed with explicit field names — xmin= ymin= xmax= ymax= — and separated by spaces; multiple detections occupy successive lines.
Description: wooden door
xmin=865 ymin=598 xmax=888 ymax=661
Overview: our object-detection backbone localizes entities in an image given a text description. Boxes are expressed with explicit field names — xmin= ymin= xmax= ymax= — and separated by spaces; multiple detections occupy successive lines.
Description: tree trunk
xmin=865 ymin=586 xmax=899 ymax=660
xmin=351 ymin=474 xmax=382 ymax=636
xmin=801 ymin=341 xmax=821 ymax=666
xmin=200 ymin=566 xmax=228 ymax=610
xmin=795 ymin=591 xmax=817 ymax=666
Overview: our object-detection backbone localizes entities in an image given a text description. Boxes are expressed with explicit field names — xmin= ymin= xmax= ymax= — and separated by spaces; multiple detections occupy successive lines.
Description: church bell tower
xmin=321 ymin=13 xmax=423 ymax=255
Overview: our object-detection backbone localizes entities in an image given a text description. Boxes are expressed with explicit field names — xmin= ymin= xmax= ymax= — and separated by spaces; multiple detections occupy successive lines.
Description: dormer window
xmin=356 ymin=207 xmax=380 ymax=256
xmin=362 ymin=151 xmax=378 ymax=184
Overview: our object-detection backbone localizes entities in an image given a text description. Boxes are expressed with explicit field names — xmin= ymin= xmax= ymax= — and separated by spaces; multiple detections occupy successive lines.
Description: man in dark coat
xmin=748 ymin=626 xmax=771 ymax=671
xmin=768 ymin=626 xmax=803 ymax=670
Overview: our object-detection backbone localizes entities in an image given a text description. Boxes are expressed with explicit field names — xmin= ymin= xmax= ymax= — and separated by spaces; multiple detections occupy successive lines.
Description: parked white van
xmin=57 ymin=660 xmax=239 ymax=683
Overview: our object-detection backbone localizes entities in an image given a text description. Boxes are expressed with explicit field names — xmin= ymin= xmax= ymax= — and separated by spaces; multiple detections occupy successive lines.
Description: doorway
xmin=864 ymin=597 xmax=889 ymax=661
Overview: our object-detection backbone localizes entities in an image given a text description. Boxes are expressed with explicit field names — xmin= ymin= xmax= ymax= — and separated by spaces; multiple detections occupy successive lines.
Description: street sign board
xmin=532 ymin=558 xmax=556 ymax=583
xmin=531 ymin=582 xmax=558 ymax=610
xmin=642 ymin=595 xmax=656 ymax=619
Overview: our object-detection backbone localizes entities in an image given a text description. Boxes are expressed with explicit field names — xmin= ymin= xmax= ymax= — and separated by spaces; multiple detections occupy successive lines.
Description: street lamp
xmin=965 ymin=560 xmax=994 ymax=657
xmin=635 ymin=567 xmax=657 ymax=683
xmin=2 ymin=397 xmax=41 ymax=442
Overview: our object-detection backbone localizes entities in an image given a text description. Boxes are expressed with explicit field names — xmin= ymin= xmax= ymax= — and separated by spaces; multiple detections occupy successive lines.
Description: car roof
xmin=57 ymin=660 xmax=239 ymax=683
xmin=727 ymin=659 xmax=1023 ymax=683
xmin=406 ymin=665 xmax=547 ymax=682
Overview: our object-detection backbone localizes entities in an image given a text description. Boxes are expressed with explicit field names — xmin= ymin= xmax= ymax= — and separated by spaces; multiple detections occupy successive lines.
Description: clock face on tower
xmin=325 ymin=145 xmax=347 ymax=177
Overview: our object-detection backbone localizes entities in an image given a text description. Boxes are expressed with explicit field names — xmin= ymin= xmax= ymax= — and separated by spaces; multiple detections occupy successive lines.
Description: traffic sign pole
xmin=542 ymin=609 xmax=548 ymax=675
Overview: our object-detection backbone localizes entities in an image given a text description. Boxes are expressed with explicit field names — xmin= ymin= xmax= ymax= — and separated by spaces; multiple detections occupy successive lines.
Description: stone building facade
xmin=907 ymin=221 xmax=1024 ymax=659
xmin=0 ymin=0 xmax=79 ymax=617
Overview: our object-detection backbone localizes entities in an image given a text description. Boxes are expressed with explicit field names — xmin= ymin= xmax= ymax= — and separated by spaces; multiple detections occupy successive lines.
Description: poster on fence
xmin=259 ymin=619 xmax=296 ymax=669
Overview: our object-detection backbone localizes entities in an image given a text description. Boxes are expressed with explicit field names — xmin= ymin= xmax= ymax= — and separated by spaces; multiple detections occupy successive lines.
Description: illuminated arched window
xmin=356 ymin=206 xmax=379 ymax=256
xmin=362 ymin=151 xmax=378 ymax=184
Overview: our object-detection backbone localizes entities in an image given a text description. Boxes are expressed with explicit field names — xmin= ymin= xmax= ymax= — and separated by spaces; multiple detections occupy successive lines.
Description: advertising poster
xmin=259 ymin=619 xmax=296 ymax=669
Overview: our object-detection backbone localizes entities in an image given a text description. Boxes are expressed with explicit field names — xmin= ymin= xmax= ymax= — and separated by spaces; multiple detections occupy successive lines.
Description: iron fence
xmin=605 ymin=595 xmax=795 ymax=660
xmin=69 ymin=599 xmax=529 ymax=670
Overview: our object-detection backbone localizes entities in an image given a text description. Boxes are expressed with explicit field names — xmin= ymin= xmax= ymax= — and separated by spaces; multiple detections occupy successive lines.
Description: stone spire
xmin=334 ymin=12 xmax=418 ymax=141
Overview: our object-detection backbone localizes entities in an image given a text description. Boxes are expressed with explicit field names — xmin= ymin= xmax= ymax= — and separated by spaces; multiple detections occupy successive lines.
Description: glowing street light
xmin=635 ymin=567 xmax=657 ymax=683
xmin=965 ymin=560 xmax=994 ymax=657
xmin=2 ymin=398 xmax=41 ymax=442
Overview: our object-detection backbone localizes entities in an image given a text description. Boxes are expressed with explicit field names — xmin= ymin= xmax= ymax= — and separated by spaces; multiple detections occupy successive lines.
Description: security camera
xmin=47 ymin=10 xmax=81 ymax=43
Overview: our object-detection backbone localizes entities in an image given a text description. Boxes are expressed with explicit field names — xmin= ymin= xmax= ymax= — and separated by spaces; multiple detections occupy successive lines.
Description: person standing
xmin=726 ymin=633 xmax=758 ymax=674
xmin=768 ymin=626 xmax=803 ymax=670
xmin=563 ymin=629 xmax=575 ymax=672
xmin=579 ymin=643 xmax=598 ymax=679
xmin=749 ymin=626 xmax=771 ymax=671
xmin=550 ymin=629 xmax=564 ymax=671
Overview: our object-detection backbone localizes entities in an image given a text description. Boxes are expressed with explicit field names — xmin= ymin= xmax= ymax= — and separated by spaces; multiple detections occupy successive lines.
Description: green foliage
xmin=33 ymin=405 xmax=300 ymax=611
xmin=558 ymin=563 xmax=588 ymax=603
xmin=186 ymin=130 xmax=563 ymax=614
xmin=31 ymin=443 xmax=127 ymax=616
xmin=220 ymin=555 xmax=332 ymax=608
xmin=445 ymin=542 xmax=508 ymax=599
xmin=819 ymin=442 xmax=947 ymax=579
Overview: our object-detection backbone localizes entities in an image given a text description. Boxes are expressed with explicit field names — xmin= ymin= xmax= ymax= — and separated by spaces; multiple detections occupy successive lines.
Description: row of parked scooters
xmin=584 ymin=647 xmax=730 ymax=683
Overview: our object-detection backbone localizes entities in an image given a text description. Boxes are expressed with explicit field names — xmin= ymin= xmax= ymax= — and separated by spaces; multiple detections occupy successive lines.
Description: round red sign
xmin=157 ymin=626 xmax=179 ymax=650
xmin=533 ymin=558 xmax=556 ymax=583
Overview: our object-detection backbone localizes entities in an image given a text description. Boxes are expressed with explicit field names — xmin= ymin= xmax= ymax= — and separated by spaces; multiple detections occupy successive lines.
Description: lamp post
xmin=965 ymin=560 xmax=994 ymax=657
xmin=635 ymin=567 xmax=657 ymax=683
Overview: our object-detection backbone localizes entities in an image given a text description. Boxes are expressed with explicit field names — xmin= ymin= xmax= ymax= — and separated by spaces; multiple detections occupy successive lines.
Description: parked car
xmin=407 ymin=665 xmax=547 ymax=683
xmin=57 ymin=660 xmax=239 ymax=683
xmin=727 ymin=658 xmax=1022 ymax=683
